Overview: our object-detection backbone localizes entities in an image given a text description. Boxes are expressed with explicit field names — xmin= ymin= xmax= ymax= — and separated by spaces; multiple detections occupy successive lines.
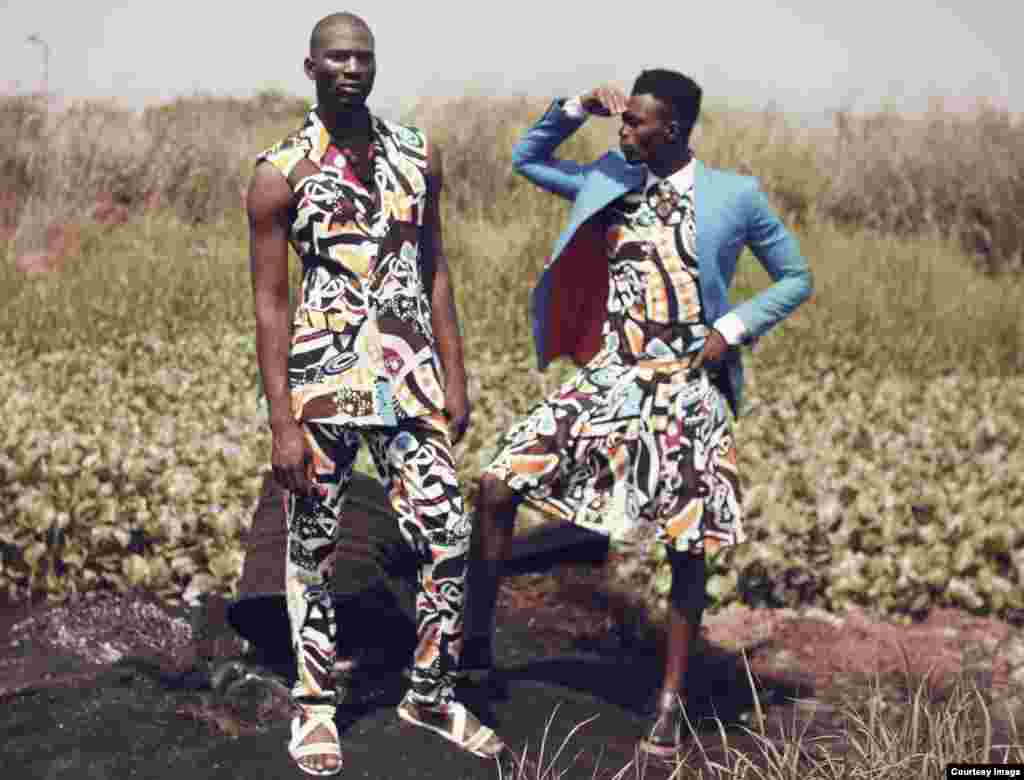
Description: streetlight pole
xmin=26 ymin=33 xmax=50 ymax=95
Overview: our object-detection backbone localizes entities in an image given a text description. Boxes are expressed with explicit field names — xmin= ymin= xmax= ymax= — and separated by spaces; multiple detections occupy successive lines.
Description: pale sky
xmin=1 ymin=0 xmax=1016 ymax=120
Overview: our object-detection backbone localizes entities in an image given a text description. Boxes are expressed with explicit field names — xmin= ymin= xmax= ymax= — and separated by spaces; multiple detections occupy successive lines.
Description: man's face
xmin=619 ymin=93 xmax=676 ymax=166
xmin=304 ymin=22 xmax=376 ymax=110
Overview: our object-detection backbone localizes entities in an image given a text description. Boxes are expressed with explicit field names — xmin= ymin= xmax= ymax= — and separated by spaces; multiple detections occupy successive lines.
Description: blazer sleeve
xmin=511 ymin=99 xmax=590 ymax=201
xmin=728 ymin=180 xmax=813 ymax=339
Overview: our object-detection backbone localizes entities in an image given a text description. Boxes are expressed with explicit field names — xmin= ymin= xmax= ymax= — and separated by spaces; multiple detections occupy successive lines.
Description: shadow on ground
xmin=1 ymin=578 xmax=817 ymax=780
xmin=0 ymin=474 xmax=831 ymax=779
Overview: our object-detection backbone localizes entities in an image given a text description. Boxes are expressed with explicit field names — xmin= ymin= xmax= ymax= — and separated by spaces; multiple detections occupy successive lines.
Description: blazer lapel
xmin=533 ymin=154 xmax=646 ymax=369
xmin=549 ymin=153 xmax=647 ymax=264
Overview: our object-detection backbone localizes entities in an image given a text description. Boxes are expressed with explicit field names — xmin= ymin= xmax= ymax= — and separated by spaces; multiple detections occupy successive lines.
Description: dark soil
xmin=2 ymin=473 xmax=1017 ymax=778
xmin=0 ymin=573 xmax=826 ymax=780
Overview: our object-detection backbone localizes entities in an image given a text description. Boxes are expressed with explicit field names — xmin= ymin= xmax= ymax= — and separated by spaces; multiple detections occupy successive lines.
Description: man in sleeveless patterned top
xmin=247 ymin=13 xmax=504 ymax=775
xmin=464 ymin=71 xmax=812 ymax=757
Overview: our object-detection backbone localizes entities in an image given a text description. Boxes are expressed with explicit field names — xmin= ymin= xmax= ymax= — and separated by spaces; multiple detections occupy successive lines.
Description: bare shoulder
xmin=247 ymin=161 xmax=293 ymax=221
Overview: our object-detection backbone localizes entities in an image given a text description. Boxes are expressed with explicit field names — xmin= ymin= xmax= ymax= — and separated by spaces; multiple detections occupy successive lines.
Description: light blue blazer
xmin=513 ymin=99 xmax=813 ymax=416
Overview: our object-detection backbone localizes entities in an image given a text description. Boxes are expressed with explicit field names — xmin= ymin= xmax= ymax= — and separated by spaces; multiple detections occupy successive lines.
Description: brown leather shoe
xmin=638 ymin=691 xmax=686 ymax=757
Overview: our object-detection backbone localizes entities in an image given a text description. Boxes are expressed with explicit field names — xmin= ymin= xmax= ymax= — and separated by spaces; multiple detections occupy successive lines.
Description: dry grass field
xmin=1 ymin=89 xmax=1023 ymax=776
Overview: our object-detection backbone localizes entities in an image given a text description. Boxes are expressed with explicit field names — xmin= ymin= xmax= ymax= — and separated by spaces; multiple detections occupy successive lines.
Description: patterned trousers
xmin=285 ymin=413 xmax=470 ymax=707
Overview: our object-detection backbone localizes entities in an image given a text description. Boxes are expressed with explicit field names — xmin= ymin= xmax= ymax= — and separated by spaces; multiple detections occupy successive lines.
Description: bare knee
xmin=478 ymin=474 xmax=517 ymax=511
xmin=476 ymin=474 xmax=519 ymax=538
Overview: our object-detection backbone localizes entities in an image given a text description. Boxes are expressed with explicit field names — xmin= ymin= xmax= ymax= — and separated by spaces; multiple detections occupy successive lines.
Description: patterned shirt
xmin=258 ymin=109 xmax=446 ymax=427
xmin=600 ymin=161 xmax=705 ymax=362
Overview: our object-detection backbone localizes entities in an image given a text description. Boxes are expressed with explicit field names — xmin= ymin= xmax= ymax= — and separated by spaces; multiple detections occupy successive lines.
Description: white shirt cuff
xmin=562 ymin=95 xmax=588 ymax=120
xmin=712 ymin=312 xmax=747 ymax=346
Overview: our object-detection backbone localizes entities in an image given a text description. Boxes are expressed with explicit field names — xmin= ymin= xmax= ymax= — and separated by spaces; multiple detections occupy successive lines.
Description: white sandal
xmin=396 ymin=694 xmax=504 ymax=759
xmin=288 ymin=703 xmax=343 ymax=776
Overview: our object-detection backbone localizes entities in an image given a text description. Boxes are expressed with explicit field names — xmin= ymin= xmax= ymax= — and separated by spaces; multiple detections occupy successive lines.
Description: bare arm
xmin=248 ymin=161 xmax=316 ymax=495
xmin=423 ymin=143 xmax=471 ymax=445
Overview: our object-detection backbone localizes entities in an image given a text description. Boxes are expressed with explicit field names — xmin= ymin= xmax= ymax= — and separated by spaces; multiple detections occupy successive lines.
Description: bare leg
xmin=642 ymin=550 xmax=705 ymax=754
xmin=463 ymin=474 xmax=521 ymax=656
xmin=658 ymin=603 xmax=696 ymax=709
xmin=661 ymin=549 xmax=705 ymax=703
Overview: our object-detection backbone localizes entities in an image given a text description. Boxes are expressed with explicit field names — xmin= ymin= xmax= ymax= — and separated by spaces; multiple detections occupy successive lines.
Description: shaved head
xmin=305 ymin=12 xmax=377 ymax=112
xmin=310 ymin=12 xmax=374 ymax=54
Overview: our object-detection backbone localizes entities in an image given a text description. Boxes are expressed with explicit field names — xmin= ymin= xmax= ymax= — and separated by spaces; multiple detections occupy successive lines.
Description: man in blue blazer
xmin=465 ymin=70 xmax=812 ymax=755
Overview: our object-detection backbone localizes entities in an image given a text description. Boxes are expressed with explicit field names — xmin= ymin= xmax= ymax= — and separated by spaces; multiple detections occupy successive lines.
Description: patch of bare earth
xmin=498 ymin=571 xmax=1024 ymax=751
xmin=0 ymin=589 xmax=239 ymax=698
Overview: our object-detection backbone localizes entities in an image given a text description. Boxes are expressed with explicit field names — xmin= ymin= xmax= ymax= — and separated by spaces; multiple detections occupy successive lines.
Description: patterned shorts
xmin=485 ymin=349 xmax=744 ymax=554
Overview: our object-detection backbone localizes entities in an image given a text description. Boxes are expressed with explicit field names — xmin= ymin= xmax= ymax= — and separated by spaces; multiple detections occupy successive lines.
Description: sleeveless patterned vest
xmin=258 ymin=108 xmax=445 ymax=427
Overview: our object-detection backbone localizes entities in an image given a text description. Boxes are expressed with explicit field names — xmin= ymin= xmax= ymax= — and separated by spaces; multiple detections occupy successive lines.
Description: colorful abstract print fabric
xmin=285 ymin=414 xmax=470 ymax=706
xmin=259 ymin=109 xmax=446 ymax=428
xmin=487 ymin=174 xmax=744 ymax=554
xmin=604 ymin=177 xmax=703 ymax=361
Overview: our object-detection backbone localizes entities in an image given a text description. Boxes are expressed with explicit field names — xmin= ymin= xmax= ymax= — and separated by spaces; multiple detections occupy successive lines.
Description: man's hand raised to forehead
xmin=581 ymin=85 xmax=629 ymax=116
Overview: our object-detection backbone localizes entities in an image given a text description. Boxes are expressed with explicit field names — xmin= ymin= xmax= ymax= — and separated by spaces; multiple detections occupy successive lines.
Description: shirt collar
xmin=645 ymin=154 xmax=696 ymax=193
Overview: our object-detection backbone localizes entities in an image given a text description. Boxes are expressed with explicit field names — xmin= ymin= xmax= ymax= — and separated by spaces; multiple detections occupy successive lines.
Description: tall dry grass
xmin=0 ymin=91 xmax=306 ymax=351
xmin=824 ymin=106 xmax=1024 ymax=273
xmin=508 ymin=667 xmax=1023 ymax=779
xmin=0 ymin=90 xmax=306 ymax=255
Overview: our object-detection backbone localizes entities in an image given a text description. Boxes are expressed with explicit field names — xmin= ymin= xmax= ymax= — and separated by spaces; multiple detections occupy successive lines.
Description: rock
xmin=702 ymin=604 xmax=793 ymax=652
xmin=44 ymin=222 xmax=80 ymax=257
xmin=13 ymin=223 xmax=81 ymax=274
xmin=8 ymin=590 xmax=194 ymax=670
xmin=220 ymin=668 xmax=294 ymax=723
xmin=14 ymin=251 xmax=60 ymax=274
xmin=771 ymin=649 xmax=798 ymax=670
xmin=800 ymin=606 xmax=846 ymax=628
xmin=1002 ymin=638 xmax=1024 ymax=668
xmin=91 ymin=196 xmax=129 ymax=226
